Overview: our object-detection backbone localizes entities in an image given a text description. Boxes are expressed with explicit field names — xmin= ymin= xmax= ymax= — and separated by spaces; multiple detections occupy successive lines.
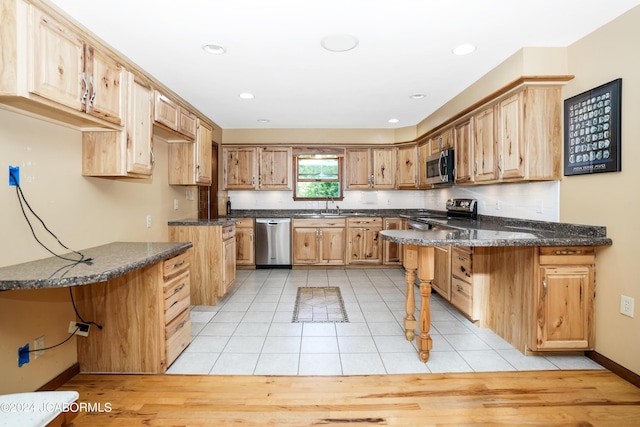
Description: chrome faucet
xmin=325 ymin=196 xmax=335 ymax=213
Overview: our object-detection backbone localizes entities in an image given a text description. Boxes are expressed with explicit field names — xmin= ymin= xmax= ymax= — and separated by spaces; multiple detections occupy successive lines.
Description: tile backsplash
xmin=228 ymin=180 xmax=559 ymax=222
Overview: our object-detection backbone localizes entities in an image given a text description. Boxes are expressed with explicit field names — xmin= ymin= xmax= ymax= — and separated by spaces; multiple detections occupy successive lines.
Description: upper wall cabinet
xmin=168 ymin=120 xmax=213 ymax=186
xmin=430 ymin=129 xmax=453 ymax=154
xmin=454 ymin=118 xmax=474 ymax=184
xmin=0 ymin=1 xmax=124 ymax=130
xmin=345 ymin=147 xmax=396 ymax=190
xmin=222 ymin=146 xmax=292 ymax=190
xmin=154 ymin=91 xmax=197 ymax=141
xmin=82 ymin=73 xmax=154 ymax=177
xmin=396 ymin=144 xmax=418 ymax=189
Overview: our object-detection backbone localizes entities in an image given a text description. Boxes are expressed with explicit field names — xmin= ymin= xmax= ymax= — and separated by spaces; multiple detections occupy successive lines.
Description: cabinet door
xmin=535 ymin=266 xmax=594 ymax=350
xmin=432 ymin=246 xmax=451 ymax=300
xmin=371 ymin=147 xmax=396 ymax=189
xmin=498 ymin=92 xmax=525 ymax=180
xmin=396 ymin=145 xmax=417 ymax=189
xmin=28 ymin=7 xmax=85 ymax=111
xmin=430 ymin=129 xmax=453 ymax=154
xmin=383 ymin=218 xmax=402 ymax=265
xmin=154 ymin=92 xmax=179 ymax=130
xmin=292 ymin=228 xmax=320 ymax=264
xmin=417 ymin=140 xmax=430 ymax=188
xmin=195 ymin=121 xmax=212 ymax=185
xmin=178 ymin=109 xmax=197 ymax=140
xmin=454 ymin=118 xmax=474 ymax=184
xmin=345 ymin=148 xmax=371 ymax=189
xmin=235 ymin=227 xmax=255 ymax=266
xmin=474 ymin=106 xmax=497 ymax=182
xmin=319 ymin=227 xmax=346 ymax=265
xmin=126 ymin=75 xmax=154 ymax=175
xmin=84 ymin=46 xmax=125 ymax=125
xmin=223 ymin=147 xmax=257 ymax=189
xmin=258 ymin=147 xmax=291 ymax=189
xmin=348 ymin=227 xmax=381 ymax=264
xmin=220 ymin=237 xmax=237 ymax=297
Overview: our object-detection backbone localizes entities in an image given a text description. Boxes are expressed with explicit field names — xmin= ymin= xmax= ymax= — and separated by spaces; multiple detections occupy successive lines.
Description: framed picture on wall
xmin=563 ymin=78 xmax=622 ymax=176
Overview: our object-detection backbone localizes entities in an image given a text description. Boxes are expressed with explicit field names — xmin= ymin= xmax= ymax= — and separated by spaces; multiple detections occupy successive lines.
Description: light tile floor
xmin=167 ymin=268 xmax=604 ymax=376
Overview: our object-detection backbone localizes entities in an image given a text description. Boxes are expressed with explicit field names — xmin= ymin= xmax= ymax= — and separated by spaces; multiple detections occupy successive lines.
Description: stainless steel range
xmin=408 ymin=198 xmax=477 ymax=231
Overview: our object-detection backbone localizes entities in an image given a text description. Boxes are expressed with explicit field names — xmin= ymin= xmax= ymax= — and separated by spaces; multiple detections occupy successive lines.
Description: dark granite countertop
xmin=0 ymin=242 xmax=193 ymax=291
xmin=168 ymin=218 xmax=236 ymax=226
xmin=380 ymin=217 xmax=612 ymax=247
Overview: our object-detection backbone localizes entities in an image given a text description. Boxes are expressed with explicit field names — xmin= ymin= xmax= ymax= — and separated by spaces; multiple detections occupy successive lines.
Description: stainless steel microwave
xmin=426 ymin=149 xmax=455 ymax=185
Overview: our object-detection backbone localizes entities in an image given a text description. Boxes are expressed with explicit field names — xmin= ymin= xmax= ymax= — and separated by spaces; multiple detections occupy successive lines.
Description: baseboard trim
xmin=37 ymin=363 xmax=80 ymax=391
xmin=587 ymin=351 xmax=640 ymax=388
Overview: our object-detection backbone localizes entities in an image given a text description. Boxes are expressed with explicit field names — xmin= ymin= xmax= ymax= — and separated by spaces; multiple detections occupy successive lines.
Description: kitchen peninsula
xmin=0 ymin=242 xmax=193 ymax=373
xmin=380 ymin=218 xmax=612 ymax=362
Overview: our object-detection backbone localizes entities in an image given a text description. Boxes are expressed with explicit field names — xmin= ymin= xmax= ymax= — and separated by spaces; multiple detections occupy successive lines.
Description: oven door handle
xmin=439 ymin=150 xmax=446 ymax=182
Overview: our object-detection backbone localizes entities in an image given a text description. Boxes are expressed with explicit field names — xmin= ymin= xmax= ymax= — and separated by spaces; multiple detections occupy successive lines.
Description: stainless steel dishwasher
xmin=255 ymin=218 xmax=291 ymax=268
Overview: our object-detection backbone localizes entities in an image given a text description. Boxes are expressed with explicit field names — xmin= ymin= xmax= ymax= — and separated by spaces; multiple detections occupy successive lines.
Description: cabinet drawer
xmin=222 ymin=225 xmax=236 ymax=240
xmin=539 ymin=246 xmax=595 ymax=265
xmin=347 ymin=217 xmax=382 ymax=227
xmin=166 ymin=308 xmax=191 ymax=366
xmin=451 ymin=248 xmax=472 ymax=281
xmin=450 ymin=277 xmax=473 ymax=317
xmin=164 ymin=271 xmax=190 ymax=323
xmin=235 ymin=218 xmax=254 ymax=228
xmin=163 ymin=251 xmax=190 ymax=279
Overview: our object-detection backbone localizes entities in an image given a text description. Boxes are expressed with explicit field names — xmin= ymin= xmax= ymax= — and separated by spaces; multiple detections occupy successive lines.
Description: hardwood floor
xmin=59 ymin=370 xmax=640 ymax=426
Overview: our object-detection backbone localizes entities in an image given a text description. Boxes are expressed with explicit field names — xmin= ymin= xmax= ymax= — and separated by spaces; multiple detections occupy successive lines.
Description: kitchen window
xmin=293 ymin=154 xmax=343 ymax=200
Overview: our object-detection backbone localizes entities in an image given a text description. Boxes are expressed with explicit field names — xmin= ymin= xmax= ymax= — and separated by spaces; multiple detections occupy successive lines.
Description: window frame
xmin=292 ymin=154 xmax=344 ymax=201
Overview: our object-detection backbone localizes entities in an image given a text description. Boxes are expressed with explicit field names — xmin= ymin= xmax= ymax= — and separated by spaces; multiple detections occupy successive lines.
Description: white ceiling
xmin=49 ymin=0 xmax=640 ymax=129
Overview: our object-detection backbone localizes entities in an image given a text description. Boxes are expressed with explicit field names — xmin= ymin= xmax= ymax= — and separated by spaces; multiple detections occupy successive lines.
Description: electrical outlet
xmin=495 ymin=200 xmax=501 ymax=210
xmin=69 ymin=321 xmax=90 ymax=337
xmin=18 ymin=343 xmax=29 ymax=367
xmin=34 ymin=336 xmax=45 ymax=359
xmin=174 ymin=199 xmax=179 ymax=210
xmin=146 ymin=214 xmax=152 ymax=228
xmin=620 ymin=295 xmax=635 ymax=318
xmin=9 ymin=165 xmax=19 ymax=186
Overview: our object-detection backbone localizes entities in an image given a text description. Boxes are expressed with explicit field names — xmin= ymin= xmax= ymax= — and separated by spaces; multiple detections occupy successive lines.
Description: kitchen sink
xmin=297 ymin=213 xmax=345 ymax=218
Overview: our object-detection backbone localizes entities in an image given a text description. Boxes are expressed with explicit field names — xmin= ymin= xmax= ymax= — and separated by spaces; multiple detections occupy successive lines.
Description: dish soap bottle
xmin=226 ymin=197 xmax=231 ymax=215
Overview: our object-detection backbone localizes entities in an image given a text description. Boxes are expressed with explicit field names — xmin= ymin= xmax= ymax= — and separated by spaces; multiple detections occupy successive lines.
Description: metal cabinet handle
xmin=249 ymin=230 xmax=253 ymax=241
xmin=456 ymin=284 xmax=464 ymax=292
xmin=150 ymin=147 xmax=155 ymax=168
xmin=556 ymin=250 xmax=581 ymax=255
xmin=81 ymin=72 xmax=88 ymax=105
xmin=89 ymin=75 xmax=96 ymax=107
xmin=172 ymin=283 xmax=186 ymax=295
xmin=498 ymin=154 xmax=503 ymax=174
xmin=542 ymin=276 xmax=547 ymax=300
xmin=174 ymin=321 xmax=186 ymax=333
xmin=173 ymin=261 xmax=185 ymax=268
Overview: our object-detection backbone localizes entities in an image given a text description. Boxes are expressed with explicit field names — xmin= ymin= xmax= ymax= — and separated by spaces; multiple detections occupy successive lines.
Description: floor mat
xmin=292 ymin=287 xmax=349 ymax=323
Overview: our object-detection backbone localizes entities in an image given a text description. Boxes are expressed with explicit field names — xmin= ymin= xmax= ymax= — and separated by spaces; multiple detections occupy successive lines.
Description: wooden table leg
xmin=402 ymin=244 xmax=418 ymax=341
xmin=417 ymin=245 xmax=434 ymax=362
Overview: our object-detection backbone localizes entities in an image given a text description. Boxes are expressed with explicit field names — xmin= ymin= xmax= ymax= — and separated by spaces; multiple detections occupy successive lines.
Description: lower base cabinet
xmin=292 ymin=218 xmax=346 ymax=265
xmin=169 ymin=224 xmax=236 ymax=305
xmin=74 ymin=250 xmax=192 ymax=373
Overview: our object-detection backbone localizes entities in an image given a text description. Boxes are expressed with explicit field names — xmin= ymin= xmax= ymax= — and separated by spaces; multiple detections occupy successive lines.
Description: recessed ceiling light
xmin=321 ymin=34 xmax=359 ymax=52
xmin=257 ymin=119 xmax=270 ymax=123
xmin=409 ymin=94 xmax=426 ymax=100
xmin=388 ymin=118 xmax=400 ymax=124
xmin=239 ymin=92 xmax=255 ymax=100
xmin=202 ymin=44 xmax=226 ymax=55
xmin=452 ymin=43 xmax=476 ymax=56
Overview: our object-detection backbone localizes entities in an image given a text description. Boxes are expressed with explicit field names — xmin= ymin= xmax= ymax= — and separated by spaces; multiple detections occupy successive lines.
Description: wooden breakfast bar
xmin=380 ymin=219 xmax=612 ymax=362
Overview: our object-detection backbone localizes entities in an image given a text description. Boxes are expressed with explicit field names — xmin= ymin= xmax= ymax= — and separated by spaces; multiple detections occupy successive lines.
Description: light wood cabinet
xmin=473 ymin=106 xmax=497 ymax=182
xmin=450 ymin=247 xmax=479 ymax=320
xmin=532 ymin=247 xmax=595 ymax=351
xmin=347 ymin=217 xmax=382 ymax=265
xmin=417 ymin=139 xmax=430 ymax=189
xmin=168 ymin=119 xmax=213 ymax=186
xmin=154 ymin=91 xmax=197 ymax=141
xmin=396 ymin=144 xmax=418 ymax=189
xmin=345 ymin=147 xmax=396 ymax=190
xmin=235 ymin=218 xmax=255 ymax=267
xmin=497 ymin=92 xmax=524 ymax=180
xmin=223 ymin=147 xmax=257 ymax=189
xmin=222 ymin=146 xmax=292 ymax=190
xmin=81 ymin=73 xmax=154 ymax=177
xmin=432 ymin=246 xmax=451 ymax=301
xmin=258 ymin=147 xmax=292 ymax=189
xmin=454 ymin=118 xmax=474 ymax=184
xmin=0 ymin=2 xmax=125 ymax=129
xmin=74 ymin=250 xmax=191 ymax=373
xmin=383 ymin=218 xmax=403 ymax=265
xmin=169 ymin=224 xmax=237 ymax=305
xmin=292 ymin=218 xmax=345 ymax=265
xmin=430 ymin=129 xmax=453 ymax=154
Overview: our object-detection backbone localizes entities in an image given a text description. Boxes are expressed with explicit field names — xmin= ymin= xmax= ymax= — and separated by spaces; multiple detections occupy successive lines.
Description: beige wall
xmin=561 ymin=6 xmax=640 ymax=375
xmin=0 ymin=109 xmax=198 ymax=393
